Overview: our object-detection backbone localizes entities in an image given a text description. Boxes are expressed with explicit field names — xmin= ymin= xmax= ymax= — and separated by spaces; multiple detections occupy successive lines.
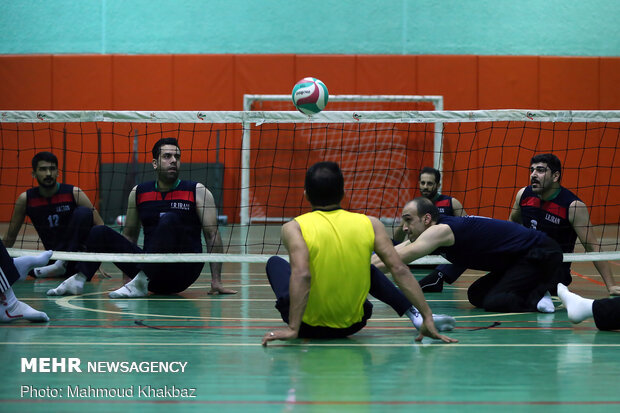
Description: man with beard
xmin=394 ymin=167 xmax=468 ymax=292
xmin=3 ymin=152 xmax=104 ymax=278
xmin=372 ymin=197 xmax=565 ymax=313
xmin=418 ymin=167 xmax=467 ymax=218
xmin=509 ymin=153 xmax=619 ymax=296
xmin=47 ymin=138 xmax=236 ymax=297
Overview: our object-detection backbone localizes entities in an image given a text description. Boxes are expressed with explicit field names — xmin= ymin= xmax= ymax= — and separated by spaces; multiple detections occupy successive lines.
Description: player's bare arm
xmin=263 ymin=220 xmax=310 ymax=346
xmin=2 ymin=192 xmax=27 ymax=248
xmin=196 ymin=183 xmax=236 ymax=295
xmin=451 ymin=198 xmax=467 ymax=217
xmin=509 ymin=187 xmax=526 ymax=223
xmin=73 ymin=187 xmax=104 ymax=226
xmin=569 ymin=200 xmax=619 ymax=295
xmin=373 ymin=224 xmax=454 ymax=272
xmin=122 ymin=187 xmax=141 ymax=244
xmin=371 ymin=217 xmax=457 ymax=343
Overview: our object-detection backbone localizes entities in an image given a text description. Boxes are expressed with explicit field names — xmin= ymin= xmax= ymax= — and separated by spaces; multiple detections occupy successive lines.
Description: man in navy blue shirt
xmin=372 ymin=197 xmax=564 ymax=313
xmin=47 ymin=138 xmax=236 ymax=298
xmin=3 ymin=152 xmax=103 ymax=278
xmin=509 ymin=153 xmax=619 ymax=296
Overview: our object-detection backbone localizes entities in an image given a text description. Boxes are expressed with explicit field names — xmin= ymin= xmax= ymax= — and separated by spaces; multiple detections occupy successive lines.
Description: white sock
xmin=34 ymin=260 xmax=67 ymax=278
xmin=46 ymin=273 xmax=87 ymax=296
xmin=537 ymin=291 xmax=555 ymax=313
xmin=13 ymin=251 xmax=53 ymax=280
xmin=557 ymin=283 xmax=594 ymax=324
xmin=109 ymin=271 xmax=149 ymax=299
xmin=405 ymin=306 xmax=456 ymax=332
xmin=0 ymin=287 xmax=49 ymax=323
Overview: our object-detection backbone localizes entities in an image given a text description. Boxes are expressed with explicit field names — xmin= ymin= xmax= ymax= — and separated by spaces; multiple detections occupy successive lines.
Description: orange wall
xmin=1 ymin=54 xmax=619 ymax=224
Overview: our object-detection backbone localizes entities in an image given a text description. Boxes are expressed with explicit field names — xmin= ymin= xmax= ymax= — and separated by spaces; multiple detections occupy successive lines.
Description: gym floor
xmin=2 ymin=260 xmax=619 ymax=413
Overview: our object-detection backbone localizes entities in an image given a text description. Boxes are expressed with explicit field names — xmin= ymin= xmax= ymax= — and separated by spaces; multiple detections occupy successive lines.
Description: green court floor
xmin=1 ymin=262 xmax=619 ymax=412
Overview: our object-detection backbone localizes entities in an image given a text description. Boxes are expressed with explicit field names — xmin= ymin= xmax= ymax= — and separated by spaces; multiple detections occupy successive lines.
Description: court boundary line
xmin=2 ymin=341 xmax=619 ymax=347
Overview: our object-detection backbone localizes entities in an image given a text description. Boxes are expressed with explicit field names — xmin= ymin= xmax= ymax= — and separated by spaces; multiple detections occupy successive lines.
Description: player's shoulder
xmin=515 ymin=186 xmax=528 ymax=197
xmin=282 ymin=219 xmax=302 ymax=236
xmin=559 ymin=186 xmax=582 ymax=202
xmin=136 ymin=181 xmax=156 ymax=191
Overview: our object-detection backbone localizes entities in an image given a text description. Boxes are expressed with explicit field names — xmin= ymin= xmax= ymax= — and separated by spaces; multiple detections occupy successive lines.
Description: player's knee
xmin=86 ymin=225 xmax=114 ymax=249
xmin=467 ymin=285 xmax=486 ymax=308
xmin=71 ymin=206 xmax=94 ymax=227
xmin=266 ymin=256 xmax=288 ymax=277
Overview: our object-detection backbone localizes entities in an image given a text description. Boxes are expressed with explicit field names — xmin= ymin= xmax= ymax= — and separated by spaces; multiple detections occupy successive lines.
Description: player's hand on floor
xmin=416 ymin=320 xmax=458 ymax=343
xmin=208 ymin=281 xmax=237 ymax=295
xmin=262 ymin=327 xmax=298 ymax=346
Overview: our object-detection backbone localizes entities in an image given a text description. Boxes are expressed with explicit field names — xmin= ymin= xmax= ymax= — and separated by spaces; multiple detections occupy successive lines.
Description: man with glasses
xmin=509 ymin=153 xmax=619 ymax=297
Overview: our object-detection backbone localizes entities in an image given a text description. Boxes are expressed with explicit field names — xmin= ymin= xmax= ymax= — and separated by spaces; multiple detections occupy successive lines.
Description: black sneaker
xmin=419 ymin=270 xmax=444 ymax=293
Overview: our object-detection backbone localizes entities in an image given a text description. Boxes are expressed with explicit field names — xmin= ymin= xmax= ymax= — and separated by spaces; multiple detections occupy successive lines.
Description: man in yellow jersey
xmin=262 ymin=162 xmax=457 ymax=345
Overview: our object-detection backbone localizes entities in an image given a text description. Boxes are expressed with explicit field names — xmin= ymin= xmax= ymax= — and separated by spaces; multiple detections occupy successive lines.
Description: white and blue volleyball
xmin=292 ymin=77 xmax=329 ymax=115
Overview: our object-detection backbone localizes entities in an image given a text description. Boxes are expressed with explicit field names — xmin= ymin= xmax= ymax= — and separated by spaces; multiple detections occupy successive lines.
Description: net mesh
xmin=1 ymin=109 xmax=619 ymax=264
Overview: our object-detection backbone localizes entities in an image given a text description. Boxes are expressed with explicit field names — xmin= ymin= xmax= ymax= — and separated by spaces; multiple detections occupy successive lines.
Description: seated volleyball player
xmin=0 ymin=238 xmax=52 ymax=322
xmin=372 ymin=197 xmax=565 ymax=313
xmin=262 ymin=161 xmax=457 ymax=345
xmin=3 ymin=151 xmax=104 ymax=278
xmin=557 ymin=284 xmax=620 ymax=331
xmin=412 ymin=166 xmax=468 ymax=292
xmin=47 ymin=138 xmax=236 ymax=297
xmin=509 ymin=153 xmax=619 ymax=296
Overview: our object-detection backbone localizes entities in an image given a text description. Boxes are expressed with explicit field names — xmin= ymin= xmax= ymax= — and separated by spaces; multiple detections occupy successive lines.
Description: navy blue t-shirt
xmin=519 ymin=186 xmax=579 ymax=254
xmin=135 ymin=180 xmax=202 ymax=253
xmin=25 ymin=184 xmax=77 ymax=250
xmin=435 ymin=215 xmax=547 ymax=272
xmin=434 ymin=194 xmax=455 ymax=216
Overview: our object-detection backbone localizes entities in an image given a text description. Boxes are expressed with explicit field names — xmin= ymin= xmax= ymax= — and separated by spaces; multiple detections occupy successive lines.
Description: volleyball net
xmin=1 ymin=109 xmax=619 ymax=264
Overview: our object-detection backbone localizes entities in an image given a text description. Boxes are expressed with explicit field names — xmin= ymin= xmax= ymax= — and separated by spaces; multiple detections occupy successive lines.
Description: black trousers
xmin=467 ymin=237 xmax=564 ymax=312
xmin=0 ymin=239 xmax=19 ymax=293
xmin=265 ymin=256 xmax=412 ymax=339
xmin=76 ymin=212 xmax=204 ymax=294
xmin=52 ymin=206 xmax=94 ymax=277
xmin=593 ymin=297 xmax=620 ymax=331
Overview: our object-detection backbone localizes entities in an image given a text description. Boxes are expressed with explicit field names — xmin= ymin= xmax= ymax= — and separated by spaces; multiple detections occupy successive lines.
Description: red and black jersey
xmin=434 ymin=194 xmax=455 ymax=216
xmin=135 ymin=180 xmax=202 ymax=253
xmin=25 ymin=184 xmax=77 ymax=250
xmin=519 ymin=186 xmax=580 ymax=254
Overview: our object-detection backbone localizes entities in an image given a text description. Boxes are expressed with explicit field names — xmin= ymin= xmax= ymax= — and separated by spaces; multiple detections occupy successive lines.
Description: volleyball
xmin=115 ymin=215 xmax=126 ymax=226
xmin=292 ymin=77 xmax=329 ymax=115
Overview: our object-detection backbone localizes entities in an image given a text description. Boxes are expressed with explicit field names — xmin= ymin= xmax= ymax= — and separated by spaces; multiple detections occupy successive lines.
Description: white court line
xmin=50 ymin=291 xmax=552 ymax=322
xmin=1 ymin=342 xmax=619 ymax=348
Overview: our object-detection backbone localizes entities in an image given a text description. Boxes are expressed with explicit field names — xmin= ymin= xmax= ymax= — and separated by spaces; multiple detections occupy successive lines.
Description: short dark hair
xmin=530 ymin=153 xmax=561 ymax=180
xmin=419 ymin=166 xmax=441 ymax=184
xmin=32 ymin=152 xmax=58 ymax=171
xmin=152 ymin=138 xmax=180 ymax=159
xmin=411 ymin=196 xmax=440 ymax=222
xmin=305 ymin=161 xmax=345 ymax=207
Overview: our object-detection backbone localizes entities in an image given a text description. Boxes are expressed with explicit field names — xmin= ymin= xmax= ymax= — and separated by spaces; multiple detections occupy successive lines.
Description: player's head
xmin=304 ymin=161 xmax=345 ymax=207
xmin=31 ymin=151 xmax=59 ymax=189
xmin=152 ymin=138 xmax=181 ymax=183
xmin=529 ymin=153 xmax=561 ymax=194
xmin=401 ymin=197 xmax=439 ymax=242
xmin=419 ymin=167 xmax=441 ymax=199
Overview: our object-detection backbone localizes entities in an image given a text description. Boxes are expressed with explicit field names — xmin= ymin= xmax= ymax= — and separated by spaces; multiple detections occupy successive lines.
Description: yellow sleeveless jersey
xmin=295 ymin=209 xmax=375 ymax=328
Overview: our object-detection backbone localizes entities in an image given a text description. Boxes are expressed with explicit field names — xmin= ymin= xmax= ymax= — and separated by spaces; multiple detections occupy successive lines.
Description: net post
xmin=433 ymin=96 xmax=444 ymax=188
xmin=240 ymin=121 xmax=251 ymax=254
